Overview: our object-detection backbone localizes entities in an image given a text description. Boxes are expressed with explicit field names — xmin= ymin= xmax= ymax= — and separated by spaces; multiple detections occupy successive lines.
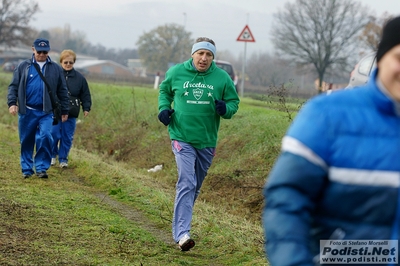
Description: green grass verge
xmin=0 ymin=122 xmax=268 ymax=265
xmin=0 ymin=69 xmax=301 ymax=265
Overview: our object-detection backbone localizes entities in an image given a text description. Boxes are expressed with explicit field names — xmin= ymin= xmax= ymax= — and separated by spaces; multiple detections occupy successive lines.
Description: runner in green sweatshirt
xmin=158 ymin=37 xmax=240 ymax=251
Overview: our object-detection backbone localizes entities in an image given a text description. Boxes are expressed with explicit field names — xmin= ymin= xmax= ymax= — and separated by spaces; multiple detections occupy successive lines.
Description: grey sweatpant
xmin=171 ymin=140 xmax=215 ymax=243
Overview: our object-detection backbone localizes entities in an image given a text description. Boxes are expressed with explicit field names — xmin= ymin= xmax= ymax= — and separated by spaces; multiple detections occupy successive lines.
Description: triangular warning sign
xmin=236 ymin=25 xmax=255 ymax=42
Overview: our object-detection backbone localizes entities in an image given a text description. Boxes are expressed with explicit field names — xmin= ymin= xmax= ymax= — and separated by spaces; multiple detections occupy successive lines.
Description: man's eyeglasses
xmin=63 ymin=61 xmax=74 ymax=65
xmin=37 ymin=51 xmax=48 ymax=55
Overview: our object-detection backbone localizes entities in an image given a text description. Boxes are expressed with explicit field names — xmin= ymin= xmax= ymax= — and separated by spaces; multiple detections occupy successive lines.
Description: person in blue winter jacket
xmin=263 ymin=16 xmax=400 ymax=266
xmin=7 ymin=38 xmax=69 ymax=179
xmin=51 ymin=49 xmax=92 ymax=168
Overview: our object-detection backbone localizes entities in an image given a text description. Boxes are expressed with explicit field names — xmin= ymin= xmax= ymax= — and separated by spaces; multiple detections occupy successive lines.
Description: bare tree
xmin=271 ymin=0 xmax=370 ymax=92
xmin=0 ymin=0 xmax=39 ymax=47
xmin=246 ymin=52 xmax=296 ymax=87
xmin=44 ymin=25 xmax=90 ymax=53
xmin=136 ymin=23 xmax=193 ymax=72
xmin=359 ymin=12 xmax=393 ymax=52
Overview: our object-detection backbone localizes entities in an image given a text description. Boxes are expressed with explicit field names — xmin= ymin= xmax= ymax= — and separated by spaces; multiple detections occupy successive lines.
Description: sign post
xmin=236 ymin=25 xmax=255 ymax=98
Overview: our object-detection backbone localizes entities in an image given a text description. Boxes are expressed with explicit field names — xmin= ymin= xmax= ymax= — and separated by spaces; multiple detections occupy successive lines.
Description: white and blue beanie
xmin=191 ymin=41 xmax=216 ymax=58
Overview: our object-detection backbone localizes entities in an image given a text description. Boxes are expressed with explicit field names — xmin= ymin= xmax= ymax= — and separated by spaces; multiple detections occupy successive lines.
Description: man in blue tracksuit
xmin=263 ymin=16 xmax=400 ymax=265
xmin=7 ymin=38 xmax=69 ymax=179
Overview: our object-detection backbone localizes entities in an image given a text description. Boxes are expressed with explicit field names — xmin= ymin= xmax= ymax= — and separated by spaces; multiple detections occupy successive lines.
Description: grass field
xmin=0 ymin=71 xmax=301 ymax=265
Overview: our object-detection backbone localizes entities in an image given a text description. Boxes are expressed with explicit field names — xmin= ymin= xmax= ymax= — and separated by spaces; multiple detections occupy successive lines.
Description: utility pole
xmin=236 ymin=14 xmax=256 ymax=98
xmin=180 ymin=12 xmax=187 ymax=62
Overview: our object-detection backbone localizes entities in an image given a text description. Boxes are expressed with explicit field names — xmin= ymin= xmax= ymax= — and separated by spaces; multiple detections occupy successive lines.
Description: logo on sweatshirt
xmin=193 ymin=88 xmax=203 ymax=100
xmin=183 ymin=81 xmax=214 ymax=90
xmin=183 ymin=80 xmax=214 ymax=104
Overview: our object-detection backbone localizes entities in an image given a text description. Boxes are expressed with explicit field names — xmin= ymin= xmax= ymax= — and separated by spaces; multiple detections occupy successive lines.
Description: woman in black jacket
xmin=51 ymin=49 xmax=92 ymax=168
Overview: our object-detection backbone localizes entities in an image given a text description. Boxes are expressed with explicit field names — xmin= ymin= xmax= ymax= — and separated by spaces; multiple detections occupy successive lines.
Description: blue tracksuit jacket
xmin=263 ymin=69 xmax=400 ymax=266
xmin=7 ymin=56 xmax=69 ymax=115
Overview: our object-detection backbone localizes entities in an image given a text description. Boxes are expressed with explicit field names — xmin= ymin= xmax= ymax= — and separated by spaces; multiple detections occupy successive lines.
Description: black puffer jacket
xmin=63 ymin=68 xmax=92 ymax=112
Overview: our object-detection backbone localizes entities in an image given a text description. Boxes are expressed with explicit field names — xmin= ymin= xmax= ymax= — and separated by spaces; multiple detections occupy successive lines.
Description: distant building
xmin=73 ymin=59 xmax=134 ymax=79
xmin=314 ymin=78 xmax=348 ymax=92
xmin=0 ymin=44 xmax=32 ymax=64
xmin=127 ymin=59 xmax=146 ymax=77
xmin=0 ymin=45 xmax=152 ymax=84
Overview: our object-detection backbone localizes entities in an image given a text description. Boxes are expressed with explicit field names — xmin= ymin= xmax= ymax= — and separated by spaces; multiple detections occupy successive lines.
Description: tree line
xmin=0 ymin=0 xmax=393 ymax=92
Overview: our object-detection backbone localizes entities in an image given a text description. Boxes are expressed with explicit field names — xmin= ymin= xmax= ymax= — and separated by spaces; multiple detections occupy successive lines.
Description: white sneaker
xmin=178 ymin=234 xmax=195 ymax=251
xmin=60 ymin=162 xmax=68 ymax=168
xmin=51 ymin=158 xmax=56 ymax=166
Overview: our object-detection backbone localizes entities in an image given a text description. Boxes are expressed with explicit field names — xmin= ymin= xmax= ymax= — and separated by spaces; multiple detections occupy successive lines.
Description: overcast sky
xmin=31 ymin=0 xmax=400 ymax=56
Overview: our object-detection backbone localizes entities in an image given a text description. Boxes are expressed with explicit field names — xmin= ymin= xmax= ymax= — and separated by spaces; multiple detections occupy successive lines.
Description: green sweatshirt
xmin=158 ymin=58 xmax=240 ymax=149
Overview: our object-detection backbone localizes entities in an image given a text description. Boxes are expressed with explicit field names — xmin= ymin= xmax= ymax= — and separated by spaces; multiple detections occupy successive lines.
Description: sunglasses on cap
xmin=63 ymin=61 xmax=74 ymax=65
xmin=36 ymin=51 xmax=48 ymax=55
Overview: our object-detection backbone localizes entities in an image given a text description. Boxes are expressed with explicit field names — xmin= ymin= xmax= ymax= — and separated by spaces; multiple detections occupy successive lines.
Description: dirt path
xmin=94 ymin=192 xmax=176 ymax=247
xmin=66 ymin=169 xmax=176 ymax=248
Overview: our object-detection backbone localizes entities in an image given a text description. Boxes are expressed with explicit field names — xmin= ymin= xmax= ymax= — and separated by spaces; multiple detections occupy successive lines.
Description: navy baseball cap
xmin=33 ymin=38 xmax=50 ymax=52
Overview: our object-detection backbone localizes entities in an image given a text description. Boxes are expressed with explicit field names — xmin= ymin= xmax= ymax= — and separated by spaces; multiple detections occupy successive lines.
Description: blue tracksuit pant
xmin=51 ymin=117 xmax=76 ymax=163
xmin=171 ymin=140 xmax=215 ymax=243
xmin=19 ymin=108 xmax=53 ymax=175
